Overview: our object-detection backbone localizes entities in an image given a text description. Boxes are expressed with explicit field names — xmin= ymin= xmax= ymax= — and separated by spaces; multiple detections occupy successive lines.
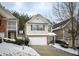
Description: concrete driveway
xmin=31 ymin=45 xmax=75 ymax=56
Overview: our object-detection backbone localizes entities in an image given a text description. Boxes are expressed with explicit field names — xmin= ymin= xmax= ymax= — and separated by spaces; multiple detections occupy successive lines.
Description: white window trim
xmin=7 ymin=20 xmax=16 ymax=30
xmin=31 ymin=24 xmax=45 ymax=31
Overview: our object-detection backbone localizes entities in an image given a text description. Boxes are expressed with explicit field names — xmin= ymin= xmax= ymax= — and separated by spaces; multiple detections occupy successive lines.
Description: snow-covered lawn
xmin=52 ymin=43 xmax=78 ymax=55
xmin=0 ymin=42 xmax=40 ymax=56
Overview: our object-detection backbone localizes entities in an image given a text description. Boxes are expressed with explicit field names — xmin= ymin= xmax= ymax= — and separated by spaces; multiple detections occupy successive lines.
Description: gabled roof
xmin=0 ymin=6 xmax=16 ymax=19
xmin=53 ymin=19 xmax=70 ymax=29
xmin=26 ymin=14 xmax=53 ymax=25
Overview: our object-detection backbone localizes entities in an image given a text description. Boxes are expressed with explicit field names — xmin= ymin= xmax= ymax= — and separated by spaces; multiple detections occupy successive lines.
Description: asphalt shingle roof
xmin=53 ymin=19 xmax=70 ymax=29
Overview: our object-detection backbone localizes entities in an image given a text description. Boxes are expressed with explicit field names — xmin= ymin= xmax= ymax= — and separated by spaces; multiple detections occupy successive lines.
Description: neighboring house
xmin=0 ymin=6 xmax=18 ymax=40
xmin=25 ymin=14 xmax=56 ymax=45
xmin=52 ymin=18 xmax=79 ymax=47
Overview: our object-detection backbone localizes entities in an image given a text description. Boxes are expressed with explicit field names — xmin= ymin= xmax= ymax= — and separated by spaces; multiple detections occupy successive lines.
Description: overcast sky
xmin=1 ymin=2 xmax=57 ymax=23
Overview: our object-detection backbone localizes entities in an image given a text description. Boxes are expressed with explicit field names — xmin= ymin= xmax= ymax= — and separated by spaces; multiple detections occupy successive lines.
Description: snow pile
xmin=52 ymin=43 xmax=78 ymax=55
xmin=0 ymin=42 xmax=40 ymax=56
xmin=4 ymin=38 xmax=15 ymax=41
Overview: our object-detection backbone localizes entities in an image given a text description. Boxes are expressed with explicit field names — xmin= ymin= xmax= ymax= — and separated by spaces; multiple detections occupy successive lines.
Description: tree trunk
xmin=72 ymin=35 xmax=75 ymax=49
xmin=71 ymin=16 xmax=75 ymax=49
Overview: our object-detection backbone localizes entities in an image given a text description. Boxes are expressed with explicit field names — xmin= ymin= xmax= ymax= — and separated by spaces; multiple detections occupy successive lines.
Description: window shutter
xmin=31 ymin=25 xmax=32 ymax=31
xmin=0 ymin=16 xmax=2 ymax=26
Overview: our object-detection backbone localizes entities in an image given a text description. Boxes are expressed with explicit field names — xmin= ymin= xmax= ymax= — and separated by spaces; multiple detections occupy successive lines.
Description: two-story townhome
xmin=25 ymin=14 xmax=56 ymax=45
xmin=0 ymin=6 xmax=18 ymax=40
xmin=52 ymin=18 xmax=79 ymax=47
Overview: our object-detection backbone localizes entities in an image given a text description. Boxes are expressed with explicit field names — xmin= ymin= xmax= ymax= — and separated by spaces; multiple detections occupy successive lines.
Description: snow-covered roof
xmin=52 ymin=27 xmax=61 ymax=31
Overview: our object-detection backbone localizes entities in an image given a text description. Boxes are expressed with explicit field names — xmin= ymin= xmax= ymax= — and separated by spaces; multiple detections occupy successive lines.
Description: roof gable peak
xmin=27 ymin=14 xmax=52 ymax=25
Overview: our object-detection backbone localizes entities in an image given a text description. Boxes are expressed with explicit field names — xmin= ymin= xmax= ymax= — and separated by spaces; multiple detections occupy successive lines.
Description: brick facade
xmin=0 ymin=15 xmax=7 ymax=37
xmin=0 ymin=20 xmax=6 ymax=32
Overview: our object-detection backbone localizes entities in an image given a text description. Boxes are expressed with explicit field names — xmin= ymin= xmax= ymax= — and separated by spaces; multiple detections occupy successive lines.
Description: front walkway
xmin=31 ymin=45 xmax=75 ymax=56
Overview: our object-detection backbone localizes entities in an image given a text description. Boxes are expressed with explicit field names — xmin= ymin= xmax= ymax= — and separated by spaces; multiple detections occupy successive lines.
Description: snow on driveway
xmin=52 ymin=43 xmax=78 ymax=55
xmin=0 ymin=42 xmax=40 ymax=56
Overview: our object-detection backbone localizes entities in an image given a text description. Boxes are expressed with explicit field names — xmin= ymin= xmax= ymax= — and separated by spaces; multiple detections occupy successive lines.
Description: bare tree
xmin=53 ymin=2 xmax=79 ymax=49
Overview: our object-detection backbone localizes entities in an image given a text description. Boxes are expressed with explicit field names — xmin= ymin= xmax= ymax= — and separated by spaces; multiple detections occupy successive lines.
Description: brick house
xmin=0 ymin=6 xmax=18 ymax=40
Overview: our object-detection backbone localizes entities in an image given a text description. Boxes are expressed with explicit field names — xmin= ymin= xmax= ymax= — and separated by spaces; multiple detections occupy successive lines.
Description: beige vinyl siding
xmin=53 ymin=20 xmax=79 ymax=47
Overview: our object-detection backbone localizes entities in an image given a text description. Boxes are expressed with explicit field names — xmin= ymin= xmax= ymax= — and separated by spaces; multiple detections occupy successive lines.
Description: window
xmin=31 ymin=24 xmax=45 ymax=31
xmin=8 ymin=20 xmax=16 ymax=30
xmin=48 ymin=25 xmax=51 ymax=32
xmin=8 ymin=21 xmax=16 ymax=26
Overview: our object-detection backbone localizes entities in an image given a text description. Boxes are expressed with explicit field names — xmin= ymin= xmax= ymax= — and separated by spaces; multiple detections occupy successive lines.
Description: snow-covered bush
xmin=15 ymin=38 xmax=24 ymax=45
xmin=60 ymin=43 xmax=68 ymax=48
xmin=2 ymin=37 xmax=30 ymax=46
xmin=56 ymin=40 xmax=68 ymax=48
xmin=3 ymin=38 xmax=15 ymax=44
xmin=15 ymin=37 xmax=30 ymax=46
xmin=25 ymin=37 xmax=30 ymax=46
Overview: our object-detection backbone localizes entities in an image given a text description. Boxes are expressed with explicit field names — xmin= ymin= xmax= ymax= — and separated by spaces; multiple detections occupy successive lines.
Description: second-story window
xmin=8 ymin=20 xmax=16 ymax=29
xmin=8 ymin=20 xmax=16 ymax=26
xmin=31 ymin=24 xmax=45 ymax=31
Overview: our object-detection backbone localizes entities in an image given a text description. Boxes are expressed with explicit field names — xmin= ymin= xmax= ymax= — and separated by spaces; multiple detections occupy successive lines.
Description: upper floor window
xmin=8 ymin=20 xmax=16 ymax=26
xmin=31 ymin=24 xmax=45 ymax=31
xmin=8 ymin=20 xmax=16 ymax=30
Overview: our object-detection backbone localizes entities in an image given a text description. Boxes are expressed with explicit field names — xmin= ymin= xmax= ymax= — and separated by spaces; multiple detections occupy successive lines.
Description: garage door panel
xmin=29 ymin=37 xmax=47 ymax=45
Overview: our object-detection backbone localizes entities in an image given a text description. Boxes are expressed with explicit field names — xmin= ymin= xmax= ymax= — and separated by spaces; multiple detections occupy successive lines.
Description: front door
xmin=48 ymin=36 xmax=54 ymax=44
xmin=8 ymin=31 xmax=16 ymax=39
xmin=10 ymin=32 xmax=15 ymax=39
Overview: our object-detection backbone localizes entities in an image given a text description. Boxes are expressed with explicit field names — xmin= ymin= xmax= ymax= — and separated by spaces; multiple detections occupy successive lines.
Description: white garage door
xmin=0 ymin=32 xmax=4 ymax=38
xmin=29 ymin=37 xmax=47 ymax=45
